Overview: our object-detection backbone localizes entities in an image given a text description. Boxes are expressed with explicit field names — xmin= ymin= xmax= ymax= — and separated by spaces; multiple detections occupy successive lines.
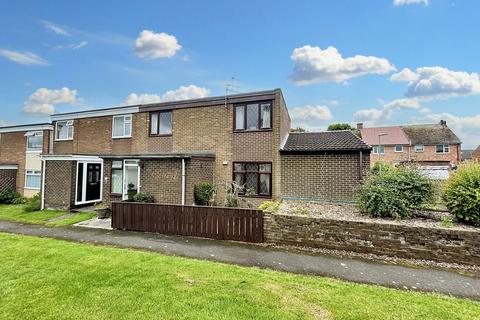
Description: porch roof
xmin=98 ymin=152 xmax=216 ymax=159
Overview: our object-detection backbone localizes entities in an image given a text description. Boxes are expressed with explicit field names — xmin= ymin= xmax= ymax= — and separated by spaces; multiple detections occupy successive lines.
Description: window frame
xmin=110 ymin=160 xmax=124 ymax=195
xmin=149 ymin=111 xmax=173 ymax=136
xmin=394 ymin=145 xmax=403 ymax=153
xmin=372 ymin=145 xmax=385 ymax=154
xmin=232 ymin=161 xmax=272 ymax=197
xmin=233 ymin=101 xmax=273 ymax=132
xmin=55 ymin=120 xmax=74 ymax=141
xmin=436 ymin=144 xmax=450 ymax=154
xmin=415 ymin=145 xmax=425 ymax=153
xmin=112 ymin=114 xmax=132 ymax=139
xmin=25 ymin=170 xmax=41 ymax=189
xmin=26 ymin=131 xmax=43 ymax=152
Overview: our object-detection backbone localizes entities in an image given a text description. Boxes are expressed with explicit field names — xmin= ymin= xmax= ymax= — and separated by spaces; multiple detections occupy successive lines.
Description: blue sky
xmin=0 ymin=0 xmax=479 ymax=147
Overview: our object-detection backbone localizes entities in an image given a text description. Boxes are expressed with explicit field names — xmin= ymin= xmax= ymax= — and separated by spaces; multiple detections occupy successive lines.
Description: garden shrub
xmin=258 ymin=201 xmax=281 ymax=213
xmin=132 ymin=192 xmax=155 ymax=203
xmin=0 ymin=189 xmax=23 ymax=204
xmin=443 ymin=161 xmax=480 ymax=226
xmin=24 ymin=193 xmax=41 ymax=212
xmin=194 ymin=181 xmax=215 ymax=205
xmin=357 ymin=165 xmax=435 ymax=219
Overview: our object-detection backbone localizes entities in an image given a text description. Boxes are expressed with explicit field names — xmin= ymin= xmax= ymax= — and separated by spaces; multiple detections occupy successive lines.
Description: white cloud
xmin=124 ymin=85 xmax=210 ymax=105
xmin=393 ymin=0 xmax=428 ymax=6
xmin=422 ymin=112 xmax=480 ymax=148
xmin=419 ymin=107 xmax=431 ymax=114
xmin=134 ymin=30 xmax=181 ymax=59
xmin=354 ymin=98 xmax=420 ymax=122
xmin=23 ymin=87 xmax=79 ymax=116
xmin=390 ymin=66 xmax=480 ymax=99
xmin=353 ymin=108 xmax=385 ymax=122
xmin=0 ymin=49 xmax=47 ymax=65
xmin=291 ymin=105 xmax=332 ymax=121
xmin=41 ymin=20 xmax=71 ymax=36
xmin=290 ymin=45 xmax=395 ymax=85
xmin=383 ymin=98 xmax=420 ymax=110
xmin=54 ymin=41 xmax=88 ymax=50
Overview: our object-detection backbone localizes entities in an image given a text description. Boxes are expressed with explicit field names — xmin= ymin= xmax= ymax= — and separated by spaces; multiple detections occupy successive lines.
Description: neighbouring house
xmin=472 ymin=146 xmax=480 ymax=161
xmin=0 ymin=123 xmax=53 ymax=196
xmin=358 ymin=121 xmax=462 ymax=179
xmin=40 ymin=89 xmax=371 ymax=210
xmin=461 ymin=149 xmax=474 ymax=162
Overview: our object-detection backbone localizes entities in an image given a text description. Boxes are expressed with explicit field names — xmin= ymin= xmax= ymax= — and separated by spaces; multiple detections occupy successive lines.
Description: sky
xmin=0 ymin=0 xmax=479 ymax=148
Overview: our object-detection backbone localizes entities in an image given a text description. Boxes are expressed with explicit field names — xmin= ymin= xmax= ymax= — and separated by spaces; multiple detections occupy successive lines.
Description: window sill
xmin=55 ymin=138 xmax=73 ymax=142
xmin=234 ymin=129 xmax=273 ymax=133
xmin=110 ymin=193 xmax=123 ymax=197
xmin=24 ymin=187 xmax=41 ymax=190
xmin=239 ymin=194 xmax=272 ymax=199
xmin=149 ymin=134 xmax=173 ymax=137
xmin=26 ymin=150 xmax=42 ymax=153
xmin=112 ymin=136 xmax=132 ymax=140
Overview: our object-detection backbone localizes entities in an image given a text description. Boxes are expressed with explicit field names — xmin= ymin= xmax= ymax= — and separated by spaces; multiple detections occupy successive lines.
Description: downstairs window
xmin=111 ymin=160 xmax=123 ymax=194
xmin=233 ymin=162 xmax=271 ymax=196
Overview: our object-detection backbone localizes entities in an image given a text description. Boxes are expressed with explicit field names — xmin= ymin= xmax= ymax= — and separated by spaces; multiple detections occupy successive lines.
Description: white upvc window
xmin=56 ymin=120 xmax=74 ymax=141
xmin=112 ymin=115 xmax=132 ymax=138
xmin=415 ymin=145 xmax=424 ymax=153
xmin=26 ymin=131 xmax=43 ymax=151
xmin=25 ymin=170 xmax=41 ymax=189
xmin=436 ymin=144 xmax=450 ymax=154
xmin=372 ymin=145 xmax=385 ymax=154
xmin=394 ymin=145 xmax=403 ymax=153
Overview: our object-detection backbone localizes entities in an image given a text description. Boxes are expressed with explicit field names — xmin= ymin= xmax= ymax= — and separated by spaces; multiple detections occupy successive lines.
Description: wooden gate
xmin=111 ymin=202 xmax=264 ymax=243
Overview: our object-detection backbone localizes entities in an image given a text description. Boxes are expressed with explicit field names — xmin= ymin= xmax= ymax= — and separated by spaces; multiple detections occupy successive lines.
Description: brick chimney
xmin=356 ymin=123 xmax=364 ymax=130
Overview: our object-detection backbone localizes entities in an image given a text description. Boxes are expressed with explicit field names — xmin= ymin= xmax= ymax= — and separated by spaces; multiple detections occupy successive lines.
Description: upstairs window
xmin=372 ymin=145 xmax=385 ymax=154
xmin=234 ymin=102 xmax=272 ymax=131
xmin=233 ymin=162 xmax=271 ymax=196
xmin=26 ymin=131 xmax=43 ymax=151
xmin=394 ymin=145 xmax=403 ymax=153
xmin=436 ymin=144 xmax=450 ymax=153
xmin=56 ymin=120 xmax=74 ymax=141
xmin=150 ymin=111 xmax=172 ymax=135
xmin=112 ymin=115 xmax=132 ymax=138
xmin=415 ymin=145 xmax=424 ymax=153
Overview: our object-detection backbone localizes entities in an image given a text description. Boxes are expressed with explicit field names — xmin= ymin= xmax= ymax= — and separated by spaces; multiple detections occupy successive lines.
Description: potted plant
xmin=94 ymin=202 xmax=110 ymax=219
xmin=127 ymin=183 xmax=137 ymax=201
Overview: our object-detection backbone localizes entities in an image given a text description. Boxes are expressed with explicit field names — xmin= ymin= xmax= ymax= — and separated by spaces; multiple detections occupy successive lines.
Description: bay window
xmin=233 ymin=162 xmax=271 ymax=196
xmin=234 ymin=102 xmax=272 ymax=131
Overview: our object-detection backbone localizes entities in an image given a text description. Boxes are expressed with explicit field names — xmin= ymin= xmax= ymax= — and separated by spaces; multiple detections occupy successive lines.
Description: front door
xmin=76 ymin=161 xmax=103 ymax=205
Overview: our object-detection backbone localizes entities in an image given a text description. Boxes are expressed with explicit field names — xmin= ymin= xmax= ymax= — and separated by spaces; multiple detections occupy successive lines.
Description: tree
xmin=327 ymin=123 xmax=354 ymax=131
xmin=290 ymin=127 xmax=307 ymax=133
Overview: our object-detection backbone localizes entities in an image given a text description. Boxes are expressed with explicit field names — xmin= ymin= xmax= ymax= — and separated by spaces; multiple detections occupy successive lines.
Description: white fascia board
xmin=51 ymin=106 xmax=140 ymax=121
xmin=41 ymin=154 xmax=103 ymax=162
xmin=0 ymin=164 xmax=18 ymax=169
xmin=0 ymin=124 xmax=53 ymax=133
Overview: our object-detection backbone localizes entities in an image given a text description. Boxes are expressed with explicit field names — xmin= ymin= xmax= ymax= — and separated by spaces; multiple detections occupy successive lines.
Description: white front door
xmin=123 ymin=160 xmax=140 ymax=200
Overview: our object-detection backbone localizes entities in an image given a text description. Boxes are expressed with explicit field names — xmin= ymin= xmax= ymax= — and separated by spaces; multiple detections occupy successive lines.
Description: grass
xmin=0 ymin=233 xmax=479 ymax=320
xmin=0 ymin=204 xmax=95 ymax=226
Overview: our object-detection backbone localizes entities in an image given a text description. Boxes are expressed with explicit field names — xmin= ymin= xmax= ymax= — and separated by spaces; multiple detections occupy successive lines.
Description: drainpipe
xmin=40 ymin=159 xmax=46 ymax=210
xmin=359 ymin=150 xmax=363 ymax=181
xmin=181 ymin=158 xmax=186 ymax=205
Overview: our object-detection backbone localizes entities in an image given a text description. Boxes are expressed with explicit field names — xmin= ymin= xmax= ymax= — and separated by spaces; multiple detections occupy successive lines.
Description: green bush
xmin=258 ymin=201 xmax=281 ymax=213
xmin=132 ymin=192 xmax=155 ymax=203
xmin=357 ymin=165 xmax=435 ymax=219
xmin=443 ymin=161 xmax=480 ymax=226
xmin=0 ymin=189 xmax=23 ymax=204
xmin=24 ymin=193 xmax=41 ymax=212
xmin=194 ymin=181 xmax=215 ymax=205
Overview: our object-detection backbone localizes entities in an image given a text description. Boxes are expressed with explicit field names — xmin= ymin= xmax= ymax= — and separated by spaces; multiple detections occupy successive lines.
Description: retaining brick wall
xmin=0 ymin=169 xmax=17 ymax=192
xmin=264 ymin=213 xmax=480 ymax=265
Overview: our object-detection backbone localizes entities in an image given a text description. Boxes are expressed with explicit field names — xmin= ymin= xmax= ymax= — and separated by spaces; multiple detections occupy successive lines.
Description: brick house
xmin=0 ymin=123 xmax=53 ymax=196
xmin=358 ymin=121 xmax=461 ymax=178
xmin=472 ymin=146 xmax=480 ymax=161
xmin=39 ymin=89 xmax=370 ymax=209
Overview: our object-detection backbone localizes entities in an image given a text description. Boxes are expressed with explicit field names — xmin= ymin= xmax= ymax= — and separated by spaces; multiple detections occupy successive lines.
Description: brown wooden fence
xmin=111 ymin=202 xmax=264 ymax=243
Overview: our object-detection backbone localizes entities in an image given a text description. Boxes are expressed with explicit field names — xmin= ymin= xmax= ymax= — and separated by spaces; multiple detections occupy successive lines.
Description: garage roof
xmin=281 ymin=131 xmax=371 ymax=153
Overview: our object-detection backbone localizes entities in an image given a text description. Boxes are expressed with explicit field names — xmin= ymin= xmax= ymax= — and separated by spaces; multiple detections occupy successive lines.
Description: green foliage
xmin=443 ymin=161 xmax=480 ymax=226
xmin=327 ymin=123 xmax=354 ymax=131
xmin=357 ymin=165 xmax=435 ymax=219
xmin=133 ymin=192 xmax=155 ymax=203
xmin=290 ymin=127 xmax=307 ymax=132
xmin=441 ymin=216 xmax=453 ymax=229
xmin=23 ymin=193 xmax=40 ymax=212
xmin=194 ymin=181 xmax=215 ymax=205
xmin=370 ymin=161 xmax=395 ymax=175
xmin=291 ymin=206 xmax=309 ymax=216
xmin=0 ymin=189 xmax=23 ymax=204
xmin=258 ymin=201 xmax=281 ymax=212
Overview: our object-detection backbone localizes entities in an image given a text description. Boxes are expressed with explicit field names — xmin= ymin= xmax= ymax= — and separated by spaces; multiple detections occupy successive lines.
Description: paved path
xmin=0 ymin=220 xmax=478 ymax=300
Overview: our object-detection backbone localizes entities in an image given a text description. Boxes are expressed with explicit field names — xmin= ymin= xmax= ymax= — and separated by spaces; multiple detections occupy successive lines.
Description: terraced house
xmin=29 ymin=89 xmax=371 ymax=210
xmin=0 ymin=123 xmax=53 ymax=196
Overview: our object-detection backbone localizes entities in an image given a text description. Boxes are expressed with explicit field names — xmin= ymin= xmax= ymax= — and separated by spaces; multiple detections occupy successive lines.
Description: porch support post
xmin=181 ymin=158 xmax=186 ymax=205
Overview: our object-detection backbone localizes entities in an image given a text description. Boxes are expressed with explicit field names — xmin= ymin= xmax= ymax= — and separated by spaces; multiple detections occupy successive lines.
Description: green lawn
xmin=0 ymin=233 xmax=478 ymax=319
xmin=0 ymin=204 xmax=95 ymax=226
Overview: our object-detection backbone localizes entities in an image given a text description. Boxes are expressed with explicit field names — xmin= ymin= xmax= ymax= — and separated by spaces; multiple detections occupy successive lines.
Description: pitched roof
xmin=281 ymin=131 xmax=371 ymax=153
xmin=472 ymin=146 xmax=480 ymax=160
xmin=360 ymin=126 xmax=409 ymax=145
xmin=401 ymin=124 xmax=461 ymax=145
xmin=462 ymin=149 xmax=474 ymax=160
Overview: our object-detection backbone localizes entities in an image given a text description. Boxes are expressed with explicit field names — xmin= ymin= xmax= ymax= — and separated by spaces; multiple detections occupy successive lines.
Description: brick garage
xmin=0 ymin=168 xmax=17 ymax=192
xmin=265 ymin=213 xmax=480 ymax=266
xmin=280 ymin=131 xmax=371 ymax=202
